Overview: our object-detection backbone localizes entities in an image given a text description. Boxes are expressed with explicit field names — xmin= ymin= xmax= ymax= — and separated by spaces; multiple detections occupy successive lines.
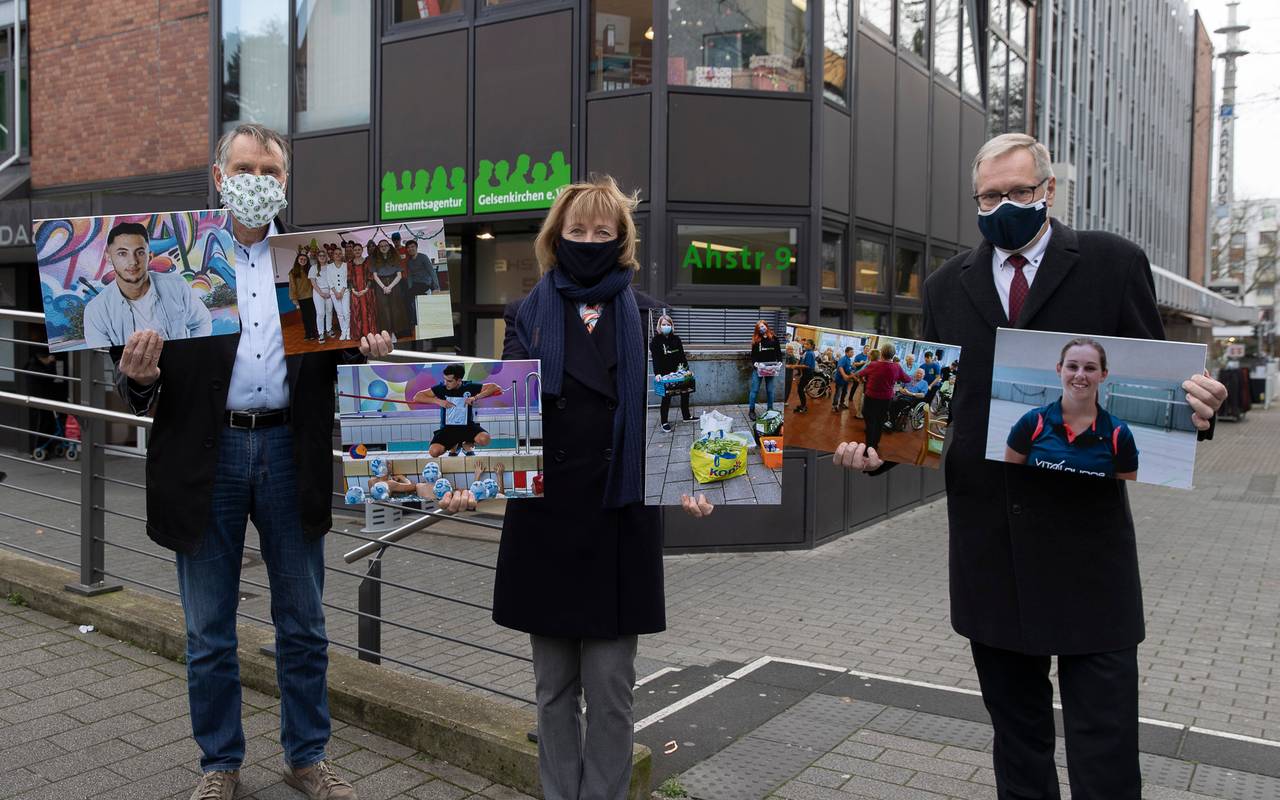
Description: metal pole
xmin=510 ymin=379 xmax=519 ymax=453
xmin=357 ymin=550 xmax=384 ymax=665
xmin=67 ymin=349 xmax=121 ymax=596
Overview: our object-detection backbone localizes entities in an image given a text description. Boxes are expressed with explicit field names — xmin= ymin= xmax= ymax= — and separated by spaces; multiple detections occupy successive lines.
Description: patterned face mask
xmin=219 ymin=172 xmax=288 ymax=229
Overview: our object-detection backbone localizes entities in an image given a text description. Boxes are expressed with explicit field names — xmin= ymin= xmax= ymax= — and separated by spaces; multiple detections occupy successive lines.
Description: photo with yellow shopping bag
xmin=690 ymin=435 xmax=747 ymax=484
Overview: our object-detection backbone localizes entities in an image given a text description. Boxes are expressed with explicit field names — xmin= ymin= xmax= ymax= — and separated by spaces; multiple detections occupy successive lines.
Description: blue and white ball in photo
xmin=433 ymin=478 xmax=453 ymax=499
xmin=369 ymin=457 xmax=389 ymax=477
xmin=469 ymin=480 xmax=488 ymax=500
xmin=421 ymin=462 xmax=441 ymax=483
xmin=370 ymin=482 xmax=391 ymax=501
xmin=344 ymin=486 xmax=365 ymax=505
xmin=482 ymin=478 xmax=499 ymax=498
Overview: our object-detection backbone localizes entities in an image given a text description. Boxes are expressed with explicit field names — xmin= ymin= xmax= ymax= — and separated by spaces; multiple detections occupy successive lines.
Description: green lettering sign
xmin=474 ymin=151 xmax=571 ymax=214
xmin=380 ymin=166 xmax=468 ymax=220
xmin=681 ymin=243 xmax=795 ymax=271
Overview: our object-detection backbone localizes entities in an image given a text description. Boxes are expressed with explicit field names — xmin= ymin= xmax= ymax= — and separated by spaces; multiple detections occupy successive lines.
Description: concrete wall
xmin=646 ymin=349 xmax=783 ymax=408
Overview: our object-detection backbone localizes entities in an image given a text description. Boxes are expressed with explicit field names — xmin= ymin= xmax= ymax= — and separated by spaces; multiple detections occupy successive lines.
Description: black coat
xmin=649 ymin=332 xmax=688 ymax=375
xmin=922 ymin=220 xmax=1211 ymax=655
xmin=111 ymin=219 xmax=359 ymax=555
xmin=492 ymin=290 xmax=665 ymax=639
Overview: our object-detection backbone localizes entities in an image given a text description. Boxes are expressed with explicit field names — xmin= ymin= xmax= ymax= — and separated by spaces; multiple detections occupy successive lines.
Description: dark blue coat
xmin=492 ymin=289 xmax=665 ymax=639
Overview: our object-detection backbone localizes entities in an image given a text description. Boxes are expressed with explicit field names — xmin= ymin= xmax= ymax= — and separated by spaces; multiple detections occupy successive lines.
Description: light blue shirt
xmin=82 ymin=270 xmax=212 ymax=348
xmin=226 ymin=221 xmax=289 ymax=411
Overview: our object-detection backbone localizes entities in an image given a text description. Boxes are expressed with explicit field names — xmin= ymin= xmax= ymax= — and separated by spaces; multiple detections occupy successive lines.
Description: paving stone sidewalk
xmin=679 ymin=693 xmax=1280 ymax=800
xmin=0 ymin=600 xmax=532 ymax=800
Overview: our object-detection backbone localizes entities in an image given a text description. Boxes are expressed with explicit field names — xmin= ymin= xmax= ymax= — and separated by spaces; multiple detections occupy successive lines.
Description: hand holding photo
xmin=35 ymin=211 xmax=238 ymax=352
xmin=985 ymin=328 xmax=1208 ymax=488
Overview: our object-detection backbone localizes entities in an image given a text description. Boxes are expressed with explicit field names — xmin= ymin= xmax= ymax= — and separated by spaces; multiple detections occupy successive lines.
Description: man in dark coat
xmin=112 ymin=123 xmax=393 ymax=800
xmin=835 ymin=133 xmax=1226 ymax=799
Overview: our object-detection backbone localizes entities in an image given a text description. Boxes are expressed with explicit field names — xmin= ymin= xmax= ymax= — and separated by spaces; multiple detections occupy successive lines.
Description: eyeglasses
xmin=972 ymin=178 xmax=1047 ymax=211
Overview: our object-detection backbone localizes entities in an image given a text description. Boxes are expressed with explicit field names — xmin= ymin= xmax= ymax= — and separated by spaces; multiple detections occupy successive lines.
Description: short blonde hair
xmin=971 ymin=133 xmax=1053 ymax=191
xmin=534 ymin=175 xmax=641 ymax=272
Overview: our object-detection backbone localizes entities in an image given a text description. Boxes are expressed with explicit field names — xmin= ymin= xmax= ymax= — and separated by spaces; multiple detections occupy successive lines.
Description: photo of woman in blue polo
xmin=1004 ymin=337 xmax=1139 ymax=480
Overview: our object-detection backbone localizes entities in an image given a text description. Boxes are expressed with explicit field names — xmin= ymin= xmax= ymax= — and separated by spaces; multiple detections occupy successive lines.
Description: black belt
xmin=225 ymin=408 xmax=290 ymax=430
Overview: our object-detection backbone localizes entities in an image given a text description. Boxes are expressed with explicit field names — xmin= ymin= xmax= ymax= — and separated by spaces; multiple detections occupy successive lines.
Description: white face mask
xmin=219 ymin=172 xmax=288 ymax=229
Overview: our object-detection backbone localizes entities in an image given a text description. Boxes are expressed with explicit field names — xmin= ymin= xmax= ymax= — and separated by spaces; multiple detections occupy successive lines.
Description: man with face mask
xmin=82 ymin=222 xmax=212 ymax=347
xmin=110 ymin=123 xmax=393 ymax=800
xmin=832 ymin=133 xmax=1228 ymax=800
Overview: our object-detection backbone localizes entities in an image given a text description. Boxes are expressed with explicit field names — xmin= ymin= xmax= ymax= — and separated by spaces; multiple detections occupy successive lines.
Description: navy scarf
xmin=515 ymin=265 xmax=644 ymax=508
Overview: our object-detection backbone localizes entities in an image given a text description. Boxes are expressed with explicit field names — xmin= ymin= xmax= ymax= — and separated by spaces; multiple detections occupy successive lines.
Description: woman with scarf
xmin=437 ymin=177 xmax=713 ymax=800
xmin=371 ymin=239 xmax=412 ymax=337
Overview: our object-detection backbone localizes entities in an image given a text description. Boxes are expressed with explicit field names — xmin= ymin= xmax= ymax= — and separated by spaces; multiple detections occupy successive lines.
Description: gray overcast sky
xmin=1194 ymin=0 xmax=1280 ymax=201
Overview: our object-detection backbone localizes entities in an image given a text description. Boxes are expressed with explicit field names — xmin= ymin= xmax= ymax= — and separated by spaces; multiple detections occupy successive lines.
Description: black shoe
xmin=661 ymin=423 xmax=673 ymax=433
xmin=748 ymin=409 xmax=757 ymax=421
xmin=794 ymin=406 xmax=807 ymax=413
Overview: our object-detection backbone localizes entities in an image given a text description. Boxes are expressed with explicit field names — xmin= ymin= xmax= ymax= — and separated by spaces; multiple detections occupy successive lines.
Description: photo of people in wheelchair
xmin=784 ymin=323 xmax=959 ymax=468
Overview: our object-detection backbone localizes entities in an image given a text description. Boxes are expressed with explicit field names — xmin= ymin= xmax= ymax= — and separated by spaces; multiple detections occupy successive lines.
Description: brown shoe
xmin=283 ymin=760 xmax=357 ymax=799
xmin=190 ymin=770 xmax=239 ymax=800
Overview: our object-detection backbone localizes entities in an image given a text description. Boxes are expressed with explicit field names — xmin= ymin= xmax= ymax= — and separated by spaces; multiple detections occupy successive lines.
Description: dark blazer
xmin=112 ymin=218 xmax=359 ymax=555
xmin=492 ymin=288 xmax=665 ymax=639
xmin=922 ymin=220 xmax=1210 ymax=655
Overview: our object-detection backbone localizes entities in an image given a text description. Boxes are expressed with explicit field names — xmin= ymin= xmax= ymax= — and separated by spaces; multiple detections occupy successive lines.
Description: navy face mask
xmin=556 ymin=238 xmax=622 ymax=287
xmin=977 ymin=196 xmax=1049 ymax=251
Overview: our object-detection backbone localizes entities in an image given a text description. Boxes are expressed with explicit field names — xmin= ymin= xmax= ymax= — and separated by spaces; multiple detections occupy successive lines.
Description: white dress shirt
xmin=227 ymin=221 xmax=290 ymax=411
xmin=991 ymin=224 xmax=1053 ymax=319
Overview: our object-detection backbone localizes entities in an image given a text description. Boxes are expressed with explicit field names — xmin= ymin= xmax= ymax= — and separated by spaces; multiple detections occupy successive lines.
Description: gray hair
xmin=971 ymin=133 xmax=1052 ymax=191
xmin=215 ymin=123 xmax=291 ymax=174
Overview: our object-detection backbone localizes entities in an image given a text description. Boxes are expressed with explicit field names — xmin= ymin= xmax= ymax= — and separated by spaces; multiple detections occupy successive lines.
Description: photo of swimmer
xmin=338 ymin=359 xmax=543 ymax=506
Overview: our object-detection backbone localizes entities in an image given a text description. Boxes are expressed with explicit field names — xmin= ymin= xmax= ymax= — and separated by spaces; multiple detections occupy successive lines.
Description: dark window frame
xmin=821 ymin=223 xmax=848 ymax=295
xmin=666 ymin=213 xmax=810 ymax=302
xmin=852 ymin=229 xmax=891 ymax=300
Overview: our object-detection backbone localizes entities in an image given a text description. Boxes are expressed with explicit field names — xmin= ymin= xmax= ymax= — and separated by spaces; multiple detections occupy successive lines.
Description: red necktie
xmin=1006 ymin=253 xmax=1029 ymax=324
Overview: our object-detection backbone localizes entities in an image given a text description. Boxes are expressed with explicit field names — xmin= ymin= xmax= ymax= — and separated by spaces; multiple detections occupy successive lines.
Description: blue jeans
xmin=748 ymin=372 xmax=776 ymax=412
xmin=176 ymin=424 xmax=330 ymax=773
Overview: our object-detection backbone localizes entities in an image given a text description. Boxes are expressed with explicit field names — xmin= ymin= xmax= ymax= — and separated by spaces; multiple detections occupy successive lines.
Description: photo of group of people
xmin=268 ymin=221 xmax=454 ymax=354
xmin=985 ymin=328 xmax=1208 ymax=488
xmin=338 ymin=360 xmax=544 ymax=506
xmin=645 ymin=307 xmax=787 ymax=506
xmin=784 ymin=324 xmax=961 ymax=468
xmin=34 ymin=211 xmax=238 ymax=352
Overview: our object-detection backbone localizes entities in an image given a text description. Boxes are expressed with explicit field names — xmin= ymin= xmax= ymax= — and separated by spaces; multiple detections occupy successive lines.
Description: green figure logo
xmin=381 ymin=166 xmax=468 ymax=220
xmin=475 ymin=151 xmax=571 ymax=214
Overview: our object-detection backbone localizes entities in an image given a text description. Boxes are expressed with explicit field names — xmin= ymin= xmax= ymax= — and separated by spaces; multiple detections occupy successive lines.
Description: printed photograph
xmin=338 ymin=360 xmax=543 ymax=507
xmin=35 ymin=211 xmax=239 ymax=352
xmin=645 ymin=307 xmax=788 ymax=506
xmin=985 ymin=328 xmax=1208 ymax=489
xmin=783 ymin=323 xmax=961 ymax=469
xmin=268 ymin=220 xmax=455 ymax=354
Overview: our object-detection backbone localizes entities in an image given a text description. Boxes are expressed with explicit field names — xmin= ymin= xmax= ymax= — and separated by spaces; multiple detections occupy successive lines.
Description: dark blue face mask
xmin=977 ymin=196 xmax=1049 ymax=251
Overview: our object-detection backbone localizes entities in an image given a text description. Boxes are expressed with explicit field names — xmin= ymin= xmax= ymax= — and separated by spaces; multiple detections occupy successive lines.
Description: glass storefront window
xmin=1008 ymin=54 xmax=1026 ymax=132
xmin=854 ymin=238 xmax=885 ymax=295
xmin=987 ymin=38 xmax=1008 ymax=138
xmin=393 ymin=0 xmax=463 ymax=22
xmin=220 ymin=0 xmax=289 ymax=134
xmin=821 ymin=230 xmax=843 ymax=291
xmin=894 ymin=312 xmax=921 ymax=340
xmin=860 ymin=0 xmax=892 ymax=37
xmin=852 ymin=309 xmax=888 ymax=335
xmin=476 ymin=231 xmax=542 ymax=305
xmin=674 ymin=224 xmax=800 ymax=287
xmin=475 ymin=316 xmax=507 ymax=361
xmin=934 ymin=0 xmax=959 ymax=85
xmin=294 ymin=0 xmax=371 ymax=133
xmin=927 ymin=249 xmax=952 ymax=280
xmin=990 ymin=0 xmax=1007 ymax=33
xmin=895 ymin=244 xmax=921 ymax=298
xmin=667 ymin=0 xmax=807 ymax=94
xmin=960 ymin=2 xmax=981 ymax=101
xmin=898 ymin=0 xmax=927 ymax=60
xmin=592 ymin=0 xmax=654 ymax=91
xmin=823 ymin=0 xmax=849 ymax=103
xmin=1009 ymin=0 xmax=1027 ymax=50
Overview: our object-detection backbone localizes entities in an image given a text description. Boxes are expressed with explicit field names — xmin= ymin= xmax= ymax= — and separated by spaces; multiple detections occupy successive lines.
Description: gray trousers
xmin=530 ymin=634 xmax=639 ymax=800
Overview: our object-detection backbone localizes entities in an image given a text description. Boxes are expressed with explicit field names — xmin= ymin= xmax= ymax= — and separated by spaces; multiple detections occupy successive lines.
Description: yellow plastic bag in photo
xmin=690 ymin=436 xmax=747 ymax=484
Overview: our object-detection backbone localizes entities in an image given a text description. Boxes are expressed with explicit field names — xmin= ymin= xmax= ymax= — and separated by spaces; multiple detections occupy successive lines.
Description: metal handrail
xmin=0 ymin=390 xmax=154 ymax=427
xmin=0 ymin=308 xmax=48 ymax=323
xmin=523 ymin=371 xmax=540 ymax=454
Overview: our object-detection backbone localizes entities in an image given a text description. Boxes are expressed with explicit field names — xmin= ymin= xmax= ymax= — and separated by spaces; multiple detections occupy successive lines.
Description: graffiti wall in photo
xmin=35 ymin=211 xmax=238 ymax=352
